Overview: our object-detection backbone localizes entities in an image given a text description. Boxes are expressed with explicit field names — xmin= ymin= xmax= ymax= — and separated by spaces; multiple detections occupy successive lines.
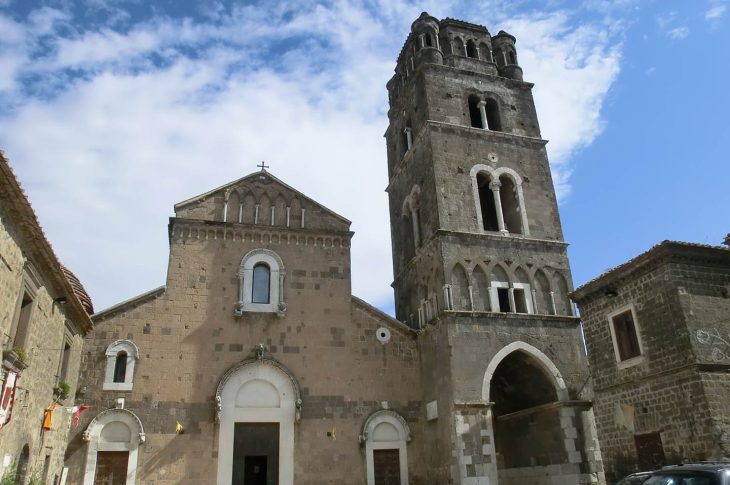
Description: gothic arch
xmin=450 ymin=263 xmax=470 ymax=311
xmin=487 ymin=262 xmax=510 ymax=285
xmin=274 ymin=193 xmax=287 ymax=226
xmin=472 ymin=264 xmax=489 ymax=312
xmin=481 ymin=341 xmax=568 ymax=403
xmin=259 ymin=194 xmax=272 ymax=225
xmin=552 ymin=271 xmax=573 ymax=316
xmin=533 ymin=268 xmax=554 ymax=315
xmin=225 ymin=190 xmax=240 ymax=223
xmin=452 ymin=36 xmax=465 ymax=56
xmin=512 ymin=266 xmax=532 ymax=313
xmin=215 ymin=357 xmax=301 ymax=485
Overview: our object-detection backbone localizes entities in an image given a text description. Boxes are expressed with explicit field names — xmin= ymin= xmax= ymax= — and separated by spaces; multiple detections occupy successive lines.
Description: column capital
xmin=489 ymin=180 xmax=501 ymax=191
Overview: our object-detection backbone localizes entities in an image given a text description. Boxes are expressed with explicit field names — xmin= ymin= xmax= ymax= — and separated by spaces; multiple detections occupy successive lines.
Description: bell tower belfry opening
xmin=385 ymin=12 xmax=605 ymax=485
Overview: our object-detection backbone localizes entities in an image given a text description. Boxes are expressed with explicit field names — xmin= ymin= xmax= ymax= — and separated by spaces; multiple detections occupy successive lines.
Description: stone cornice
xmin=572 ymin=240 xmax=729 ymax=303
xmin=386 ymin=120 xmax=546 ymax=190
xmin=169 ymin=217 xmax=353 ymax=249
xmin=392 ymin=229 xmax=568 ymax=284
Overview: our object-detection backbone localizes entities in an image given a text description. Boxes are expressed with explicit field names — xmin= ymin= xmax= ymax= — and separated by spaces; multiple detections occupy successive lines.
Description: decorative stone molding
xmin=234 ymin=248 xmax=286 ymax=316
xmin=214 ymin=353 xmax=302 ymax=424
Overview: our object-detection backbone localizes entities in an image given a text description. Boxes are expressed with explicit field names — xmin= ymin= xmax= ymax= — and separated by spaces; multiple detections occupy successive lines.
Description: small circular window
xmin=376 ymin=327 xmax=391 ymax=343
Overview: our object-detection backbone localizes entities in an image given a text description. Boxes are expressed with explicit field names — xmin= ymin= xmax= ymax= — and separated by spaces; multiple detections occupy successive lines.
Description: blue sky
xmin=0 ymin=0 xmax=727 ymax=314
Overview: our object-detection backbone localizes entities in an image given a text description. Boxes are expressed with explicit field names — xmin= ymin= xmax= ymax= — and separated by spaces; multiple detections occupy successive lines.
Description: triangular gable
xmin=174 ymin=170 xmax=351 ymax=229
xmin=351 ymin=296 xmax=416 ymax=336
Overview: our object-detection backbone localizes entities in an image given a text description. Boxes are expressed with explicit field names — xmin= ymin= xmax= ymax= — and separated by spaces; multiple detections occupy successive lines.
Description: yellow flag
xmin=175 ymin=421 xmax=184 ymax=434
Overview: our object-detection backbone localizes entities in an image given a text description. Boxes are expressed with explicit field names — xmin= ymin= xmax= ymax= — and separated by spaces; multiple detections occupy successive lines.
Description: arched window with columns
xmin=499 ymin=174 xmax=523 ymax=234
xmin=235 ymin=249 xmax=286 ymax=316
xmin=471 ymin=165 xmax=530 ymax=236
xmin=466 ymin=40 xmax=478 ymax=58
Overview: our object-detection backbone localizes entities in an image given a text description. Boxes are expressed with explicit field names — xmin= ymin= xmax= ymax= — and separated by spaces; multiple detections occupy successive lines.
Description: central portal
xmin=232 ymin=423 xmax=279 ymax=485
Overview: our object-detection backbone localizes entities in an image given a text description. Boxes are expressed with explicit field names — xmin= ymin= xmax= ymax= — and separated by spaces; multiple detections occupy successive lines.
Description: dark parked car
xmin=617 ymin=463 xmax=730 ymax=485
xmin=616 ymin=471 xmax=653 ymax=485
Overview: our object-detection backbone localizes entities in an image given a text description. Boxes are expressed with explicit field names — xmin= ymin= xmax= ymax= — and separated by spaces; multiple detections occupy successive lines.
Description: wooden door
xmin=94 ymin=451 xmax=129 ymax=485
xmin=634 ymin=432 xmax=666 ymax=470
xmin=244 ymin=456 xmax=268 ymax=485
xmin=374 ymin=449 xmax=400 ymax=485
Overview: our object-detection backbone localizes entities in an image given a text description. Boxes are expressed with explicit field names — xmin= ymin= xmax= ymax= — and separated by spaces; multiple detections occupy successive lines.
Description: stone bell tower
xmin=386 ymin=13 xmax=605 ymax=485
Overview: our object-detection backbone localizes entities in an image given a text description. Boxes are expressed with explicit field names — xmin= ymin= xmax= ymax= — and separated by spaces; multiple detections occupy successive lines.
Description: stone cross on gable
xmin=257 ymin=161 xmax=269 ymax=171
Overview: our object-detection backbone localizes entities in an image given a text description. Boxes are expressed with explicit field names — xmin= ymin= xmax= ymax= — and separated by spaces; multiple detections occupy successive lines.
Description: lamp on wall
xmin=604 ymin=287 xmax=618 ymax=298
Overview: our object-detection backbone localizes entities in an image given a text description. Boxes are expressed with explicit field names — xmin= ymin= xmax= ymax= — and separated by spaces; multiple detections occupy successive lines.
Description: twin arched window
xmin=468 ymin=95 xmax=501 ymax=131
xmin=103 ymin=340 xmax=138 ymax=391
xmin=235 ymin=249 xmax=286 ymax=316
xmin=471 ymin=165 xmax=529 ymax=236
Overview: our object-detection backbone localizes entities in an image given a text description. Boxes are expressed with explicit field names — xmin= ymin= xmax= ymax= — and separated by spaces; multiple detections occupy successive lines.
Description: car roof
xmin=658 ymin=463 xmax=730 ymax=472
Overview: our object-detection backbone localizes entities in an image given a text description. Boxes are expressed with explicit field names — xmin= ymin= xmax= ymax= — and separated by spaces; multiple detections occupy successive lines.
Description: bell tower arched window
xmin=477 ymin=173 xmax=499 ymax=231
xmin=468 ymin=95 xmax=483 ymax=128
xmin=470 ymin=165 xmax=530 ymax=237
xmin=499 ymin=175 xmax=523 ymax=234
xmin=466 ymin=40 xmax=478 ymax=58
xmin=485 ymin=99 xmax=502 ymax=131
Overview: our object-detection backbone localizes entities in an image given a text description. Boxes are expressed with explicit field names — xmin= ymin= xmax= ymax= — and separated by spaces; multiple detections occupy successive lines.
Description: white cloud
xmin=667 ymin=26 xmax=689 ymax=39
xmin=705 ymin=5 xmax=727 ymax=21
xmin=0 ymin=3 xmax=623 ymax=313
xmin=504 ymin=12 xmax=621 ymax=199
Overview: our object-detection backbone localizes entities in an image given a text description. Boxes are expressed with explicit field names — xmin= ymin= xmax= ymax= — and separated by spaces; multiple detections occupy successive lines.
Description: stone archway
xmin=215 ymin=358 xmax=300 ymax=485
xmin=482 ymin=342 xmax=581 ymax=485
xmin=82 ymin=408 xmax=145 ymax=485
xmin=360 ymin=410 xmax=411 ymax=485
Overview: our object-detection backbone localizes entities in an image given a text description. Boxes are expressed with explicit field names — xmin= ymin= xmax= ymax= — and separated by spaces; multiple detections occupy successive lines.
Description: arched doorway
xmin=482 ymin=342 xmax=579 ymax=484
xmin=215 ymin=358 xmax=300 ymax=485
xmin=15 ymin=444 xmax=29 ymax=484
xmin=82 ymin=408 xmax=145 ymax=485
xmin=360 ymin=410 xmax=411 ymax=485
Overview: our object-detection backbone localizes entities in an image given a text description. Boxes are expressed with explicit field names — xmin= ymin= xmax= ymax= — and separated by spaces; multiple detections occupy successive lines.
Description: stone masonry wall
xmin=66 ymin=218 xmax=425 ymax=484
xmin=0 ymin=203 xmax=85 ymax=484
xmin=578 ymin=253 xmax=730 ymax=483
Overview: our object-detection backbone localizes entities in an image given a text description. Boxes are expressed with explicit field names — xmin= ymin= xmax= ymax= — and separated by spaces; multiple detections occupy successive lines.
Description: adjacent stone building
xmin=0 ymin=152 xmax=94 ymax=483
xmin=572 ymin=241 xmax=730 ymax=483
xmin=64 ymin=12 xmax=605 ymax=485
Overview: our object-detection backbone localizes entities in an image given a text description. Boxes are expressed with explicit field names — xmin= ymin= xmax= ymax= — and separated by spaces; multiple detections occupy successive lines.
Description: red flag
xmin=72 ymin=405 xmax=93 ymax=428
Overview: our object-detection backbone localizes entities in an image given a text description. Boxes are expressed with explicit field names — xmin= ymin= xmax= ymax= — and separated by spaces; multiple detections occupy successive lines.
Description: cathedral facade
xmin=65 ymin=13 xmax=605 ymax=485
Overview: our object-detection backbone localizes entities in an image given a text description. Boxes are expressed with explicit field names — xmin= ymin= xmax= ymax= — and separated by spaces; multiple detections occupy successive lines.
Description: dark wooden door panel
xmin=374 ymin=449 xmax=400 ymax=485
xmin=94 ymin=451 xmax=128 ymax=485
xmin=635 ymin=432 xmax=666 ymax=470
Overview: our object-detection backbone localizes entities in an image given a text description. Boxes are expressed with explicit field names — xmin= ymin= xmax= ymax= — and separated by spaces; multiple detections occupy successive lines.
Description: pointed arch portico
xmin=215 ymin=357 xmax=301 ymax=485
xmin=482 ymin=341 xmax=568 ymax=402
